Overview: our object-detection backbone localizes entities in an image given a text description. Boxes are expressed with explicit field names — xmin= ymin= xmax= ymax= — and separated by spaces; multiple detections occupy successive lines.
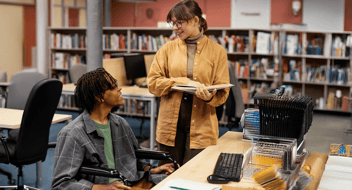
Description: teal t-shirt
xmin=95 ymin=121 xmax=122 ymax=184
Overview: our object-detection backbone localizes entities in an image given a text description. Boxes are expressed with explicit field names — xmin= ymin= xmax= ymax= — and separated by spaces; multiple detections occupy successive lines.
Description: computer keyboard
xmin=211 ymin=153 xmax=243 ymax=182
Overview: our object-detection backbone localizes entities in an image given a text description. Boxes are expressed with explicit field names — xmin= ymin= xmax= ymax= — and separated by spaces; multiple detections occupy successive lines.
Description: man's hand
xmin=91 ymin=181 xmax=131 ymax=190
xmin=195 ymin=83 xmax=216 ymax=101
xmin=150 ymin=163 xmax=176 ymax=175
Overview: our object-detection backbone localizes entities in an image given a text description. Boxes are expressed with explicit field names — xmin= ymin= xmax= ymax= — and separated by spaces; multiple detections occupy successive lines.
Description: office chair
xmin=0 ymin=70 xmax=47 ymax=185
xmin=216 ymin=61 xmax=245 ymax=131
xmin=0 ymin=78 xmax=63 ymax=190
xmin=78 ymin=149 xmax=179 ymax=186
xmin=69 ymin=63 xmax=87 ymax=84
xmin=6 ymin=70 xmax=47 ymax=110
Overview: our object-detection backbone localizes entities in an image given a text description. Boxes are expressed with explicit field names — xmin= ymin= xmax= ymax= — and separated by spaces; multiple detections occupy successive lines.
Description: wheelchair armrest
xmin=79 ymin=165 xmax=128 ymax=185
xmin=135 ymin=149 xmax=179 ymax=170
xmin=135 ymin=149 xmax=172 ymax=160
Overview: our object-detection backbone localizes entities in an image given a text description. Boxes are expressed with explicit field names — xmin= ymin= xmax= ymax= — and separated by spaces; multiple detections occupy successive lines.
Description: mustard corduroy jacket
xmin=147 ymin=36 xmax=230 ymax=149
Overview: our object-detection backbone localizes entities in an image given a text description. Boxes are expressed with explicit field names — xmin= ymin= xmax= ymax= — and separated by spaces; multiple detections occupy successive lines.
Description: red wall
xmin=23 ymin=5 xmax=36 ymax=68
xmin=271 ymin=0 xmax=303 ymax=24
xmin=345 ymin=0 xmax=352 ymax=31
xmin=110 ymin=0 xmax=231 ymax=27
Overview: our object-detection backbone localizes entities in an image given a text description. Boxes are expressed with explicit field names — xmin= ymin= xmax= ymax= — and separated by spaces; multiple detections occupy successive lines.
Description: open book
xmin=159 ymin=179 xmax=221 ymax=190
xmin=172 ymin=84 xmax=234 ymax=94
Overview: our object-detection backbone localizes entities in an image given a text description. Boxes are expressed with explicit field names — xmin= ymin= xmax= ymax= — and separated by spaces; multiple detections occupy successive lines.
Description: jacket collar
xmin=82 ymin=110 xmax=112 ymax=134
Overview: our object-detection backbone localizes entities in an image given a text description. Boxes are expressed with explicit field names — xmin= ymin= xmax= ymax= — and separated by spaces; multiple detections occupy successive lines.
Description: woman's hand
xmin=150 ymin=163 xmax=175 ymax=175
xmin=188 ymin=80 xmax=201 ymax=87
xmin=195 ymin=83 xmax=216 ymax=101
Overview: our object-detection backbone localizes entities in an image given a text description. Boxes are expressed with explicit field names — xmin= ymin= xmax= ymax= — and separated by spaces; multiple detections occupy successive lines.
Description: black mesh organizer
xmin=253 ymin=92 xmax=314 ymax=146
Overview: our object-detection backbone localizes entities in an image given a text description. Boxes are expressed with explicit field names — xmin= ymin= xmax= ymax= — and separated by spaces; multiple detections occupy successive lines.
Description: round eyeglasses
xmin=168 ymin=20 xmax=185 ymax=28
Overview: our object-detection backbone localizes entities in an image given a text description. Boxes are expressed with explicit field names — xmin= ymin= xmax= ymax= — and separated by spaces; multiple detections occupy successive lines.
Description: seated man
xmin=52 ymin=68 xmax=175 ymax=190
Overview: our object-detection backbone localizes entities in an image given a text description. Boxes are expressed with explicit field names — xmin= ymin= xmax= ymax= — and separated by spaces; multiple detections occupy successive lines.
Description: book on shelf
xmin=285 ymin=34 xmax=299 ymax=55
xmin=172 ymin=84 xmax=233 ymax=94
xmin=256 ymin=32 xmax=271 ymax=54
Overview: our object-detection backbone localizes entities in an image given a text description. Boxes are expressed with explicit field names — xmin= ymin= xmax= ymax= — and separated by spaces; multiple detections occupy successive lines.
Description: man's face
xmin=103 ymin=80 xmax=124 ymax=107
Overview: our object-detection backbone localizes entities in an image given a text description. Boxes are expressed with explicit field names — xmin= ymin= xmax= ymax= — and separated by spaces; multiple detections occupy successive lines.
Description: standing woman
xmin=147 ymin=0 xmax=230 ymax=166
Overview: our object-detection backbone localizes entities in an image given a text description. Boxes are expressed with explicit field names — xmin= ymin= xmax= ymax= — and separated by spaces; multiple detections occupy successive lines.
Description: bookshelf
xmin=281 ymin=30 xmax=352 ymax=113
xmin=48 ymin=27 xmax=352 ymax=114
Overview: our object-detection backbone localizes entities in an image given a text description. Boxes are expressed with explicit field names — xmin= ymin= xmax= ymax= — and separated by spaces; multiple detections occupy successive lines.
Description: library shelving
xmin=48 ymin=27 xmax=352 ymax=114
xmin=281 ymin=30 xmax=352 ymax=113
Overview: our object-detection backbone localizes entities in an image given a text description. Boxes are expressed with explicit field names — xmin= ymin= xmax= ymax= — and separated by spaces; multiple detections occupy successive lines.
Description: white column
xmin=36 ymin=0 xmax=49 ymax=76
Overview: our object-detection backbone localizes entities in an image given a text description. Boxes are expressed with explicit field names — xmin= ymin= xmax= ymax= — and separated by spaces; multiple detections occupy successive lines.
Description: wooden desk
xmin=0 ymin=82 xmax=10 ymax=108
xmin=152 ymin=131 xmax=263 ymax=190
xmin=0 ymin=108 xmax=72 ymax=129
xmin=62 ymin=84 xmax=157 ymax=152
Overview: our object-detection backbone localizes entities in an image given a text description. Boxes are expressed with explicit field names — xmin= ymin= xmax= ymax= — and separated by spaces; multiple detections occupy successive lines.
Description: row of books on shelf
xmin=328 ymin=66 xmax=351 ymax=84
xmin=102 ymin=33 xmax=127 ymax=50
xmin=51 ymin=33 xmax=86 ymax=49
xmin=283 ymin=63 xmax=351 ymax=85
xmin=130 ymin=33 xmax=176 ymax=51
xmin=52 ymin=72 xmax=70 ymax=84
xmin=283 ymin=34 xmax=303 ymax=55
xmin=51 ymin=53 xmax=86 ymax=69
xmin=253 ymin=32 xmax=279 ymax=54
xmin=326 ymin=90 xmax=349 ymax=111
xmin=250 ymin=58 xmax=277 ymax=79
xmin=232 ymin=60 xmax=249 ymax=78
xmin=239 ymin=81 xmax=274 ymax=104
xmin=207 ymin=35 xmax=249 ymax=53
xmin=331 ymin=35 xmax=351 ymax=57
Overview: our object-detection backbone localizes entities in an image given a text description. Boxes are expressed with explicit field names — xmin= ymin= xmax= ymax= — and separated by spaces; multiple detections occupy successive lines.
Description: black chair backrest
xmin=13 ymin=78 xmax=62 ymax=166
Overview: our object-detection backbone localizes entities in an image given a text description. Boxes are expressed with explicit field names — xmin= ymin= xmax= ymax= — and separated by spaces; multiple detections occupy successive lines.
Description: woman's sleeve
xmin=206 ymin=47 xmax=230 ymax=107
xmin=147 ymin=43 xmax=190 ymax=97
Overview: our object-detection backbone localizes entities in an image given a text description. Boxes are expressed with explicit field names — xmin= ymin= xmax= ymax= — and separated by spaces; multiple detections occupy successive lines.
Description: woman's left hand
xmin=150 ymin=163 xmax=175 ymax=175
xmin=195 ymin=83 xmax=216 ymax=101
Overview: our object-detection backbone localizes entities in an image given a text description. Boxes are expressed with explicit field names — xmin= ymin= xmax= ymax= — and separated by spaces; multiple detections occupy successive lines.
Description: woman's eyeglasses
xmin=168 ymin=20 xmax=185 ymax=28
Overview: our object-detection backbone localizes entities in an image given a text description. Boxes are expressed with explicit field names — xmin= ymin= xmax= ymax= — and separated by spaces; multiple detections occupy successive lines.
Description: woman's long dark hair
xmin=75 ymin=68 xmax=116 ymax=113
xmin=167 ymin=0 xmax=208 ymax=32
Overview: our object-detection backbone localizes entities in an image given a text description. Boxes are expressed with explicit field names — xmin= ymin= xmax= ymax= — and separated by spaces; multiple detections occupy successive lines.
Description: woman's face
xmin=171 ymin=15 xmax=200 ymax=40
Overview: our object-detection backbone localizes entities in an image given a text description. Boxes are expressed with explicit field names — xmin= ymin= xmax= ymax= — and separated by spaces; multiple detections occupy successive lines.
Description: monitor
xmin=123 ymin=54 xmax=147 ymax=86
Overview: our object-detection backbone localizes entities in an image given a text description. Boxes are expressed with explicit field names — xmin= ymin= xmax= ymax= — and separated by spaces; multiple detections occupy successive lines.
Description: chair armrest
xmin=0 ymin=135 xmax=10 ymax=163
xmin=48 ymin=142 xmax=56 ymax=148
xmin=79 ymin=165 xmax=128 ymax=185
xmin=135 ymin=149 xmax=179 ymax=170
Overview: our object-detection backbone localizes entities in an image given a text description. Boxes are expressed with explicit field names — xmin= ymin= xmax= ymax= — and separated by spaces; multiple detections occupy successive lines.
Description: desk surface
xmin=0 ymin=82 xmax=10 ymax=86
xmin=62 ymin=83 xmax=154 ymax=97
xmin=151 ymin=131 xmax=263 ymax=190
xmin=0 ymin=108 xmax=72 ymax=129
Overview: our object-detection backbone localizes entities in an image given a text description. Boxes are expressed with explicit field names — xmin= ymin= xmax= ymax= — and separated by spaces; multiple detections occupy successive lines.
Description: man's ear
xmin=95 ymin=96 xmax=104 ymax=103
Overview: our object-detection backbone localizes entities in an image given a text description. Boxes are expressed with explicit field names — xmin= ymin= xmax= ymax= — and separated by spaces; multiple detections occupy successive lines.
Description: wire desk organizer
xmin=253 ymin=92 xmax=314 ymax=148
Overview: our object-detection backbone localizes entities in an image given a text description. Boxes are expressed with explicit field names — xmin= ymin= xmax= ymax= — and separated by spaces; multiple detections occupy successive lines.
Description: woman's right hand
xmin=91 ymin=181 xmax=131 ymax=190
xmin=188 ymin=80 xmax=201 ymax=87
